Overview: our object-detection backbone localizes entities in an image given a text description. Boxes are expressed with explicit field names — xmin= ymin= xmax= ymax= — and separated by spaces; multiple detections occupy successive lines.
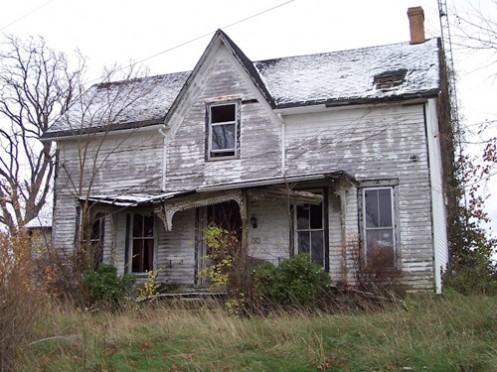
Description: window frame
xmin=206 ymin=101 xmax=240 ymax=160
xmin=128 ymin=212 xmax=156 ymax=274
xmin=74 ymin=207 xmax=105 ymax=269
xmin=90 ymin=213 xmax=105 ymax=267
xmin=360 ymin=186 xmax=398 ymax=268
xmin=292 ymin=188 xmax=329 ymax=271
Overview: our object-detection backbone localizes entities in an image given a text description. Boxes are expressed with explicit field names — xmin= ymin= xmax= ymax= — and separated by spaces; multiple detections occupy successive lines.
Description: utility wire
xmin=134 ymin=0 xmax=295 ymax=66
xmin=0 ymin=0 xmax=56 ymax=32
xmin=85 ymin=0 xmax=296 ymax=84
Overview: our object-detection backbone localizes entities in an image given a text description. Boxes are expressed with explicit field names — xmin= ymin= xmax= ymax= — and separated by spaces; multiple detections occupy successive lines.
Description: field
xmin=17 ymin=291 xmax=497 ymax=371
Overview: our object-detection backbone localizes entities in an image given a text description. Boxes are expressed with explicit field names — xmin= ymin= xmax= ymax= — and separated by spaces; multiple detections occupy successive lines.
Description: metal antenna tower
xmin=438 ymin=0 xmax=463 ymax=155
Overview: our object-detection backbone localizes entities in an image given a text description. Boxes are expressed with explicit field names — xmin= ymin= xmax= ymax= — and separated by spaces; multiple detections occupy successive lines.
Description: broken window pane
xmin=310 ymin=204 xmax=323 ymax=229
xmin=211 ymin=104 xmax=235 ymax=123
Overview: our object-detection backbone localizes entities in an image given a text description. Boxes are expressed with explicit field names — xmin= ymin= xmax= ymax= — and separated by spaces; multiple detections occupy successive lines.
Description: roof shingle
xmin=44 ymin=35 xmax=440 ymax=138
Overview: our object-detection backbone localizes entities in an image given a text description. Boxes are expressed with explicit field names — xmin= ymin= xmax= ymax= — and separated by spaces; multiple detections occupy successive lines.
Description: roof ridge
xmin=93 ymin=70 xmax=191 ymax=89
xmin=254 ymin=37 xmax=437 ymax=64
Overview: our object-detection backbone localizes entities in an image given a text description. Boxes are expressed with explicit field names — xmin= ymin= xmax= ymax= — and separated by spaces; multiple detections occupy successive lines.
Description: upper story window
xmin=207 ymin=101 xmax=240 ymax=160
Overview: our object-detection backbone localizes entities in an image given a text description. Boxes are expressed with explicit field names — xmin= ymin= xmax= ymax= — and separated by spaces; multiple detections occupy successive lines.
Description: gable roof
xmin=162 ymin=29 xmax=275 ymax=127
xmin=256 ymin=37 xmax=440 ymax=108
xmin=43 ymin=31 xmax=440 ymax=139
xmin=43 ymin=71 xmax=189 ymax=139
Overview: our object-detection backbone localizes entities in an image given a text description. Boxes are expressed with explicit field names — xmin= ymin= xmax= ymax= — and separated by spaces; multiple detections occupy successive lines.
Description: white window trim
xmin=361 ymin=186 xmax=397 ymax=267
xmin=207 ymin=101 xmax=239 ymax=160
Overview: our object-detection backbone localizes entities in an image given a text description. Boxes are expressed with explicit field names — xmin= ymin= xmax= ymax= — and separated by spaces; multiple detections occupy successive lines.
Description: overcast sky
xmin=1 ymin=0 xmax=496 ymax=230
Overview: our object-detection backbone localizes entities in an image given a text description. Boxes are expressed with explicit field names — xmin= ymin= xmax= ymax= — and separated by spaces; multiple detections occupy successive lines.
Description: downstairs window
xmin=295 ymin=201 xmax=325 ymax=267
xmin=362 ymin=187 xmax=396 ymax=267
xmin=130 ymin=213 xmax=155 ymax=273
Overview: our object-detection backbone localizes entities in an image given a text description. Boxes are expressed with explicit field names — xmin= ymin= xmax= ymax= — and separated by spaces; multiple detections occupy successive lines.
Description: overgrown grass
xmin=21 ymin=292 xmax=497 ymax=371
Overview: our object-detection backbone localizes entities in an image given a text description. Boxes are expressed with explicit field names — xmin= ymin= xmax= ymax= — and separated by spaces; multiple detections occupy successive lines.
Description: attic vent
xmin=374 ymin=69 xmax=407 ymax=90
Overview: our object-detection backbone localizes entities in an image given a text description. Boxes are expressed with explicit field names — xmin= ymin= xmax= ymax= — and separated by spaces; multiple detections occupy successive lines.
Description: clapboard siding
xmin=52 ymin=129 xmax=164 ymax=252
xmin=157 ymin=209 xmax=196 ymax=285
xmin=247 ymin=197 xmax=290 ymax=265
xmin=50 ymin=42 xmax=445 ymax=292
xmin=166 ymin=47 xmax=281 ymax=192
xmin=284 ymin=104 xmax=435 ymax=289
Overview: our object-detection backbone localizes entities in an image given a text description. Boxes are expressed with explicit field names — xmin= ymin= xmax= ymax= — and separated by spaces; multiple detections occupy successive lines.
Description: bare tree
xmin=453 ymin=0 xmax=497 ymax=55
xmin=0 ymin=35 xmax=84 ymax=234
xmin=50 ymin=63 xmax=160 ymax=273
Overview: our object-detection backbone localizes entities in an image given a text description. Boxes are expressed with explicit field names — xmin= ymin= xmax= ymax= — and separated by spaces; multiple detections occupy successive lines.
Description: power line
xmin=85 ymin=0 xmax=296 ymax=84
xmin=0 ymin=0 xmax=56 ymax=32
xmin=135 ymin=0 xmax=296 ymax=66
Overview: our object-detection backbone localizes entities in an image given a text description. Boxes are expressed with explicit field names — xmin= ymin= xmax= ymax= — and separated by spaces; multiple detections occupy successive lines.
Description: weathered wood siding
xmin=52 ymin=129 xmax=164 ymax=252
xmin=426 ymin=98 xmax=449 ymax=293
xmin=247 ymin=197 xmax=290 ymax=265
xmin=156 ymin=209 xmax=196 ymax=285
xmin=284 ymin=103 xmax=435 ymax=289
xmin=51 ymin=42 xmax=441 ymax=291
xmin=166 ymin=46 xmax=282 ymax=191
xmin=327 ymin=187 xmax=360 ymax=284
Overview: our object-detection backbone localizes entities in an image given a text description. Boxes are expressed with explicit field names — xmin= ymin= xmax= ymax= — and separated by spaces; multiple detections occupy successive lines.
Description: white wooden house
xmin=42 ymin=7 xmax=453 ymax=293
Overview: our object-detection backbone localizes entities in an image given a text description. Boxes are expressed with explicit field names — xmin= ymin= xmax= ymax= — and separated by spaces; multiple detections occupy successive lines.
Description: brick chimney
xmin=407 ymin=6 xmax=425 ymax=44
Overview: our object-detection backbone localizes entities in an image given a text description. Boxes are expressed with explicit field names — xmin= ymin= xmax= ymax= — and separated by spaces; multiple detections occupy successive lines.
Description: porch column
xmin=336 ymin=186 xmax=349 ymax=285
xmin=239 ymin=189 xmax=249 ymax=268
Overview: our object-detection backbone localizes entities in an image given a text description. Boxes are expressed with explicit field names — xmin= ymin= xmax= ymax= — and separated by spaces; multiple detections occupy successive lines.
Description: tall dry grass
xmin=20 ymin=293 xmax=497 ymax=371
xmin=0 ymin=230 xmax=47 ymax=372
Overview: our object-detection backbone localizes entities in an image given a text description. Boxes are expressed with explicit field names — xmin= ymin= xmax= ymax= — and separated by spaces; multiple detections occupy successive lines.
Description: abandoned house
xmin=42 ymin=7 xmax=454 ymax=293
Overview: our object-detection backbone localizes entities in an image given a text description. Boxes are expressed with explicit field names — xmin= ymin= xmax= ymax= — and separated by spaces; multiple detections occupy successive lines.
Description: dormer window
xmin=207 ymin=101 xmax=240 ymax=160
xmin=373 ymin=69 xmax=407 ymax=91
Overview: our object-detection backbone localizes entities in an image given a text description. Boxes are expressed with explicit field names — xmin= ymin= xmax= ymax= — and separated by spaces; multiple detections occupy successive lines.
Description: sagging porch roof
xmin=80 ymin=171 xmax=356 ymax=208
xmin=82 ymin=192 xmax=185 ymax=207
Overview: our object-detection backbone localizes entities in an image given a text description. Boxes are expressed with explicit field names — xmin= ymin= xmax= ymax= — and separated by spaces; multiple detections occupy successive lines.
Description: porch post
xmin=239 ymin=189 xmax=249 ymax=267
xmin=337 ymin=187 xmax=349 ymax=285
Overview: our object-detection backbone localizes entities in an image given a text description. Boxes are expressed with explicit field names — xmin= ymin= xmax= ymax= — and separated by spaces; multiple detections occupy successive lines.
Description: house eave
xmin=273 ymin=91 xmax=438 ymax=115
xmin=197 ymin=171 xmax=356 ymax=193
xmin=41 ymin=120 xmax=164 ymax=141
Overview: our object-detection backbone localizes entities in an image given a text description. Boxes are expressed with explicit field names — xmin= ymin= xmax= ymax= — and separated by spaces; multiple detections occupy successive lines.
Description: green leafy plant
xmin=82 ymin=263 xmax=135 ymax=308
xmin=252 ymin=254 xmax=330 ymax=306
xmin=199 ymin=223 xmax=239 ymax=288
xmin=444 ymin=155 xmax=497 ymax=295
xmin=137 ymin=269 xmax=161 ymax=300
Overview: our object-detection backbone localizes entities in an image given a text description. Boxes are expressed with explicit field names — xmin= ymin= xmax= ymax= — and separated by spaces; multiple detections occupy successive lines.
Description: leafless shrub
xmin=32 ymin=243 xmax=87 ymax=304
xmin=0 ymin=230 xmax=47 ymax=371
xmin=350 ymin=239 xmax=403 ymax=296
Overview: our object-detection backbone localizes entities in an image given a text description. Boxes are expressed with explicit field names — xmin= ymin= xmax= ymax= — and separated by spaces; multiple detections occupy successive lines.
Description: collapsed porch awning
xmin=81 ymin=171 xmax=356 ymax=230
xmin=80 ymin=191 xmax=189 ymax=207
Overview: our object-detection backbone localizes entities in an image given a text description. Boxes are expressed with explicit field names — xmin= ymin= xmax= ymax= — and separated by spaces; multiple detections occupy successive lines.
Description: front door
xmin=195 ymin=201 xmax=241 ymax=286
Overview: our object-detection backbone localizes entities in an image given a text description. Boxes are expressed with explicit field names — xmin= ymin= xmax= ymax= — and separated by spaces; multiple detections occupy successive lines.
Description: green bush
xmin=82 ymin=263 xmax=135 ymax=308
xmin=443 ymin=254 xmax=497 ymax=295
xmin=252 ymin=254 xmax=330 ymax=306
